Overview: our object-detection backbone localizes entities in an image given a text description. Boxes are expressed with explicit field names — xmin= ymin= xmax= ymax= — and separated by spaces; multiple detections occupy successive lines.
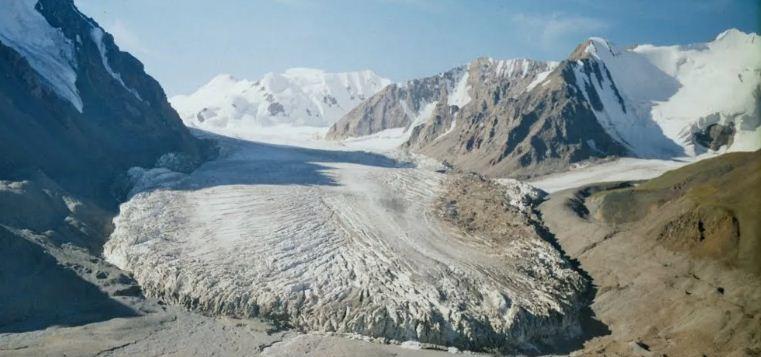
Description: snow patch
xmin=91 ymin=27 xmax=143 ymax=101
xmin=447 ymin=70 xmax=471 ymax=108
xmin=529 ymin=157 xmax=689 ymax=193
xmin=409 ymin=101 xmax=438 ymax=129
xmin=526 ymin=68 xmax=554 ymax=91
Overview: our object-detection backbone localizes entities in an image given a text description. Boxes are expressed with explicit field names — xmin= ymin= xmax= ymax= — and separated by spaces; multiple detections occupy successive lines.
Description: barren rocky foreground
xmin=539 ymin=152 xmax=761 ymax=356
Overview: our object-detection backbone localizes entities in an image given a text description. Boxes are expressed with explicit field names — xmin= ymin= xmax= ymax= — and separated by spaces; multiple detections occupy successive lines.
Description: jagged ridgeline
xmin=328 ymin=30 xmax=761 ymax=178
xmin=0 ymin=0 xmax=214 ymax=207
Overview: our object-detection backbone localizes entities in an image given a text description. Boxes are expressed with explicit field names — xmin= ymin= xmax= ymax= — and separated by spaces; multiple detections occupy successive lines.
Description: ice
xmin=574 ymin=40 xmax=683 ymax=158
xmin=529 ymin=157 xmax=689 ymax=193
xmin=447 ymin=70 xmax=471 ymax=108
xmin=104 ymin=127 xmax=586 ymax=349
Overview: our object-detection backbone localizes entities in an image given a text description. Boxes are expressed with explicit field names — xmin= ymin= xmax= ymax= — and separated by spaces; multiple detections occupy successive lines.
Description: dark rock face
xmin=328 ymin=56 xmax=628 ymax=178
xmin=0 ymin=0 xmax=212 ymax=207
xmin=694 ymin=123 xmax=736 ymax=151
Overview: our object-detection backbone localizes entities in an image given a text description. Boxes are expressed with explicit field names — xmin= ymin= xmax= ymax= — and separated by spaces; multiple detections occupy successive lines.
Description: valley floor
xmin=2 ymin=126 xmax=748 ymax=356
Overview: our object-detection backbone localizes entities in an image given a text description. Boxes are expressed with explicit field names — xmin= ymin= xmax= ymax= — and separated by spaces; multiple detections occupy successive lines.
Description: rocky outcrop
xmin=693 ymin=122 xmax=736 ymax=151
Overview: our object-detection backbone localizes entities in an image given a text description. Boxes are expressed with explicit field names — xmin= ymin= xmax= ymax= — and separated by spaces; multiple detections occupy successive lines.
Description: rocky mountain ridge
xmin=329 ymin=29 xmax=761 ymax=178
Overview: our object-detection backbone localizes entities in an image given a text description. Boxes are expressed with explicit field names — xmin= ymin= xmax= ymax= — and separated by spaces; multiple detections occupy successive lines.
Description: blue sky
xmin=74 ymin=0 xmax=759 ymax=96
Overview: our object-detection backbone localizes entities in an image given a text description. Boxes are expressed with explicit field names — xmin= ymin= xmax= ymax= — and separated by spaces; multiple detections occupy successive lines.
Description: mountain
xmin=0 ymin=0 xmax=212 ymax=206
xmin=0 ymin=0 xmax=213 ymax=333
xmin=328 ymin=56 xmax=630 ymax=178
xmin=328 ymin=30 xmax=761 ymax=178
xmin=570 ymin=29 xmax=761 ymax=157
xmin=170 ymin=69 xmax=392 ymax=129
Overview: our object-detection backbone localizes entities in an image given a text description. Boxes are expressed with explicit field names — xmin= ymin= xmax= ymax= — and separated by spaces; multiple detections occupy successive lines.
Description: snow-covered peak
xmin=481 ymin=57 xmax=555 ymax=79
xmin=282 ymin=67 xmax=328 ymax=79
xmin=571 ymin=29 xmax=761 ymax=157
xmin=208 ymin=73 xmax=240 ymax=86
xmin=715 ymin=28 xmax=754 ymax=42
xmin=171 ymin=68 xmax=392 ymax=129
xmin=0 ymin=0 xmax=82 ymax=111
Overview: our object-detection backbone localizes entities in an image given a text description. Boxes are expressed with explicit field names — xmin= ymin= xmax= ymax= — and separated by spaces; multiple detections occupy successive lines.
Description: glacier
xmin=104 ymin=130 xmax=589 ymax=352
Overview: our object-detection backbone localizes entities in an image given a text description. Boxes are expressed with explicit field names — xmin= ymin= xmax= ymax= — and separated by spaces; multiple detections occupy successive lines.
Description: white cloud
xmin=106 ymin=19 xmax=154 ymax=57
xmin=512 ymin=12 xmax=609 ymax=50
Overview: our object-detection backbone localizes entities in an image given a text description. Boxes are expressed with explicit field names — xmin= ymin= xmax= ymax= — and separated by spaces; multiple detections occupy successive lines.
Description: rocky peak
xmin=568 ymin=37 xmax=618 ymax=61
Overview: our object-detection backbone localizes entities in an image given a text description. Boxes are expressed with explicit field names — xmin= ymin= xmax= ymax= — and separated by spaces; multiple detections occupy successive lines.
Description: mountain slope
xmin=0 ymin=0 xmax=211 ymax=206
xmin=0 ymin=0 xmax=212 ymax=333
xmin=170 ymin=69 xmax=391 ymax=129
xmin=404 ymin=57 xmax=629 ymax=178
xmin=571 ymin=30 xmax=761 ymax=157
xmin=326 ymin=63 xmax=469 ymax=139
xmin=540 ymin=151 xmax=761 ymax=356
xmin=593 ymin=150 xmax=761 ymax=274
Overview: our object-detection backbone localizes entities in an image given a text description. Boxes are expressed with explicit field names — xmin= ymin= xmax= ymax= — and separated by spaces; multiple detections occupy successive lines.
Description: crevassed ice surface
xmin=105 ymin=134 xmax=585 ymax=349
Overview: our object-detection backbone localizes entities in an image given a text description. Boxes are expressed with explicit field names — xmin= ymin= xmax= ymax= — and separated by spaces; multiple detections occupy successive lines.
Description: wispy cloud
xmin=106 ymin=19 xmax=155 ymax=57
xmin=511 ymin=12 xmax=609 ymax=50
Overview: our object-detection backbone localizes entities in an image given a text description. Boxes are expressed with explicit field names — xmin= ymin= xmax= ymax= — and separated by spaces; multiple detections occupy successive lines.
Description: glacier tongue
xmin=0 ymin=0 xmax=82 ymax=112
xmin=104 ymin=132 xmax=587 ymax=352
